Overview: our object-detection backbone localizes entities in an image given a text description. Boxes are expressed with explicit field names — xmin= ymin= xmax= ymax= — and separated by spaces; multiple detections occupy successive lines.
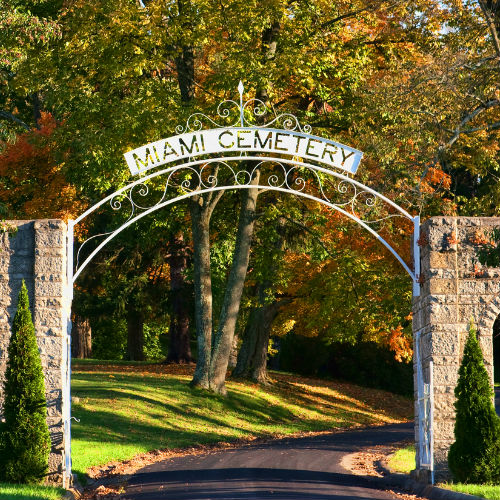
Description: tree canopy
xmin=2 ymin=0 xmax=499 ymax=390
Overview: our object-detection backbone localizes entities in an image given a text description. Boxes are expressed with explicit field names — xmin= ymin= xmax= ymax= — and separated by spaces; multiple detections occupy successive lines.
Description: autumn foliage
xmin=0 ymin=112 xmax=86 ymax=221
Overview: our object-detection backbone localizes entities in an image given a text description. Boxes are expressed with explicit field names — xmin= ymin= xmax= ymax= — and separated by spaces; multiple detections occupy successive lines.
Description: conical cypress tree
xmin=448 ymin=320 xmax=500 ymax=483
xmin=0 ymin=281 xmax=51 ymax=484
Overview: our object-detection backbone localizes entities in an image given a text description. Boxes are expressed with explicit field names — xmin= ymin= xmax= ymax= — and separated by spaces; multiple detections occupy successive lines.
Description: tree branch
xmin=478 ymin=0 xmax=500 ymax=61
xmin=0 ymin=111 xmax=30 ymax=131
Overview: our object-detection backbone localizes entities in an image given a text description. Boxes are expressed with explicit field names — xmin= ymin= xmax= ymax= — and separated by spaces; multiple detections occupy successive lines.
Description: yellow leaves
xmin=270 ymin=318 xmax=296 ymax=338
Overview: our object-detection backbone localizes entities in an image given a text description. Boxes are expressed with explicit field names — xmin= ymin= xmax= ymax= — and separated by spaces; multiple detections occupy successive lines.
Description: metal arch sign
xmin=124 ymin=127 xmax=363 ymax=177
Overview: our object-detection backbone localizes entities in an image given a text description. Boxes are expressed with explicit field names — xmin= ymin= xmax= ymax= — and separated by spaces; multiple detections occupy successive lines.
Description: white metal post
xmin=413 ymin=215 xmax=421 ymax=297
xmin=429 ymin=360 xmax=434 ymax=484
xmin=64 ymin=220 xmax=75 ymax=483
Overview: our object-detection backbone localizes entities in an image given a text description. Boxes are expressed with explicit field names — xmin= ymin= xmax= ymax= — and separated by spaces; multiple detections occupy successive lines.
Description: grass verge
xmin=71 ymin=362 xmax=412 ymax=479
xmin=440 ymin=483 xmax=500 ymax=499
xmin=388 ymin=445 xmax=415 ymax=473
xmin=389 ymin=444 xmax=500 ymax=499
xmin=0 ymin=482 xmax=66 ymax=500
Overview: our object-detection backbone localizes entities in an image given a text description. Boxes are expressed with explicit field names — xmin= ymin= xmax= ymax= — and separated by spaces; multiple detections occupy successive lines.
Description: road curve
xmin=121 ymin=422 xmax=413 ymax=500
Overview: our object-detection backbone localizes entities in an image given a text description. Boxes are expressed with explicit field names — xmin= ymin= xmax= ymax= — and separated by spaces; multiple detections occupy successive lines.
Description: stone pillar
xmin=413 ymin=217 xmax=499 ymax=482
xmin=0 ymin=220 xmax=70 ymax=486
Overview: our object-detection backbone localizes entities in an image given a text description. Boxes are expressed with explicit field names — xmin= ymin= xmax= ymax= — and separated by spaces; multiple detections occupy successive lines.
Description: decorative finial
xmin=238 ymin=81 xmax=244 ymax=127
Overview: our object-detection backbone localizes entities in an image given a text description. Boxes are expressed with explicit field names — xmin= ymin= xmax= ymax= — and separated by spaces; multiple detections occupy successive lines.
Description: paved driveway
xmin=121 ymin=423 xmax=413 ymax=500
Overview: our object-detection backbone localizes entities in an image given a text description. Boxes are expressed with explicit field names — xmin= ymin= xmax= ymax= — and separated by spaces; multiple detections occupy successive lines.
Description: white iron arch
xmin=63 ymin=83 xmax=426 ymax=481
xmin=68 ymin=156 xmax=421 ymax=293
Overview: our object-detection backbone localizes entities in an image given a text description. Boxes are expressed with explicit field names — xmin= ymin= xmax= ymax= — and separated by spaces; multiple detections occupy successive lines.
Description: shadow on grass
xmin=70 ymin=370 xmax=411 ymax=477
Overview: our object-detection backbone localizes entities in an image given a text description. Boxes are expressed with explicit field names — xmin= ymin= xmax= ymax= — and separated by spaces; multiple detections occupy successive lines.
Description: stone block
xmin=429 ymin=279 xmax=455 ymax=295
xmin=34 ymin=281 xmax=64 ymax=297
xmin=433 ymin=365 xmax=459 ymax=387
xmin=434 ymin=420 xmax=455 ymax=441
xmin=37 ymin=336 xmax=64 ymax=358
xmin=429 ymin=303 xmax=457 ymax=324
xmin=429 ymin=331 xmax=460 ymax=357
xmin=33 ymin=273 xmax=63 ymax=283
xmin=34 ymin=256 xmax=65 ymax=274
xmin=36 ymin=325 xmax=65 ymax=337
xmin=44 ymin=368 xmax=64 ymax=391
xmin=34 ymin=309 xmax=63 ymax=328
xmin=433 ymin=394 xmax=456 ymax=420
xmin=34 ymin=220 xmax=66 ymax=248
xmin=4 ymin=222 xmax=34 ymax=252
xmin=458 ymin=280 xmax=486 ymax=294
xmin=429 ymin=251 xmax=456 ymax=270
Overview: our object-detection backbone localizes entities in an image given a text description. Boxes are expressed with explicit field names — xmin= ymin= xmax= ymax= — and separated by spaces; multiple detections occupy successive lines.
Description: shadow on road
xmin=125 ymin=467 xmax=382 ymax=499
xmin=121 ymin=423 xmax=413 ymax=500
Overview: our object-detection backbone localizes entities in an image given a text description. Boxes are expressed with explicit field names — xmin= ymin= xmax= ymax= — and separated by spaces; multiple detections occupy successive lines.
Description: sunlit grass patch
xmin=388 ymin=444 xmax=415 ymax=473
xmin=0 ymin=482 xmax=66 ymax=500
xmin=440 ymin=483 xmax=500 ymax=499
xmin=388 ymin=444 xmax=500 ymax=499
xmin=71 ymin=362 xmax=413 ymax=479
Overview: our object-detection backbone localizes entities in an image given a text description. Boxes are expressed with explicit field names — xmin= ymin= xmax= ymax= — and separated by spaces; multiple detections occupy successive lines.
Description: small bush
xmin=0 ymin=282 xmax=51 ymax=484
xmin=448 ymin=321 xmax=500 ymax=483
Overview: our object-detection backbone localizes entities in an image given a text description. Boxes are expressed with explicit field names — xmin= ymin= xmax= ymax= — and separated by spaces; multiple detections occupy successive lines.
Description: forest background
xmin=1 ymin=0 xmax=500 ymax=396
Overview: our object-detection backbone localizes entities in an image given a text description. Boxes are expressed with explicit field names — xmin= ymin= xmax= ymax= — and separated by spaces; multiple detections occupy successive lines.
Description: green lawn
xmin=389 ymin=444 xmax=500 ymax=499
xmin=0 ymin=483 xmax=66 ymax=500
xmin=71 ymin=362 xmax=413 ymax=479
xmin=388 ymin=444 xmax=415 ymax=473
xmin=441 ymin=483 xmax=500 ymax=500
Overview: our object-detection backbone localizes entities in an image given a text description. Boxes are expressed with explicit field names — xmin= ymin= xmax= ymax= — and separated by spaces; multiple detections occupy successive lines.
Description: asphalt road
xmin=121 ymin=423 xmax=413 ymax=500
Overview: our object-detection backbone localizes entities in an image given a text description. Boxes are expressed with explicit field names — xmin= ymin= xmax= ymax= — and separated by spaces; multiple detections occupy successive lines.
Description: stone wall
xmin=0 ymin=220 xmax=70 ymax=486
xmin=413 ymin=216 xmax=500 ymax=481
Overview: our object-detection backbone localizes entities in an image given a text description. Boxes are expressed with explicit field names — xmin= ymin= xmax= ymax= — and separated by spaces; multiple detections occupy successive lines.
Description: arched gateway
xmin=0 ymin=85 xmax=497 ymax=487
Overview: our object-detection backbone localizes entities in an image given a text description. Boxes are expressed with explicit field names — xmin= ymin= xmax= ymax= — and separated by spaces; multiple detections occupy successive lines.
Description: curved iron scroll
xmin=68 ymin=156 xmax=420 ymax=293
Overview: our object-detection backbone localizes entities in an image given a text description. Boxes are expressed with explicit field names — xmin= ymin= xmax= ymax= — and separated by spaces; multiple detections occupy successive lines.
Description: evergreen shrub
xmin=448 ymin=321 xmax=500 ymax=483
xmin=0 ymin=282 xmax=51 ymax=484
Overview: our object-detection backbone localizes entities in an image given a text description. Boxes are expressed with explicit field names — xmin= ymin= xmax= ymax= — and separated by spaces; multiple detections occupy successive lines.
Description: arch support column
xmin=413 ymin=216 xmax=499 ymax=482
xmin=0 ymin=220 xmax=71 ymax=486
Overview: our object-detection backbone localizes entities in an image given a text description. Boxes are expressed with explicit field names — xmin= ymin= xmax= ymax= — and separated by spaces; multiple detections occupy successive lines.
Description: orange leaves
xmin=0 ymin=112 xmax=86 ymax=221
xmin=385 ymin=325 xmax=412 ymax=363
xmin=422 ymin=166 xmax=451 ymax=192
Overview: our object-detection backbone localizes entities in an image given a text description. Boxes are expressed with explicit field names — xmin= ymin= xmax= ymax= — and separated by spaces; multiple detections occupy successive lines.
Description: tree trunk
xmin=233 ymin=299 xmax=282 ymax=383
xmin=189 ymin=199 xmax=213 ymax=388
xmin=209 ymin=171 xmax=260 ymax=394
xmin=71 ymin=315 xmax=92 ymax=359
xmin=166 ymin=233 xmax=192 ymax=364
xmin=127 ymin=309 xmax=145 ymax=361
xmin=228 ymin=333 xmax=239 ymax=369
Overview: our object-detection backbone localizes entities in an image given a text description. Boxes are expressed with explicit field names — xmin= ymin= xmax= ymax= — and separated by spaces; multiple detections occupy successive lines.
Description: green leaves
xmin=0 ymin=282 xmax=51 ymax=484
xmin=449 ymin=321 xmax=500 ymax=483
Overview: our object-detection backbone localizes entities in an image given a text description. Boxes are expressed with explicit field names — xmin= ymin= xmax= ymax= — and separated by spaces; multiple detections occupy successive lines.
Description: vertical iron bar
xmin=429 ymin=360 xmax=434 ymax=484
xmin=238 ymin=81 xmax=244 ymax=127
xmin=64 ymin=220 xmax=75 ymax=483
xmin=413 ymin=215 xmax=421 ymax=297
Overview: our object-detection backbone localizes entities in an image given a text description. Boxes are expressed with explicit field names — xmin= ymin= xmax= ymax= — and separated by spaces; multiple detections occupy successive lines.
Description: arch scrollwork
xmin=71 ymin=157 xmax=417 ymax=285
